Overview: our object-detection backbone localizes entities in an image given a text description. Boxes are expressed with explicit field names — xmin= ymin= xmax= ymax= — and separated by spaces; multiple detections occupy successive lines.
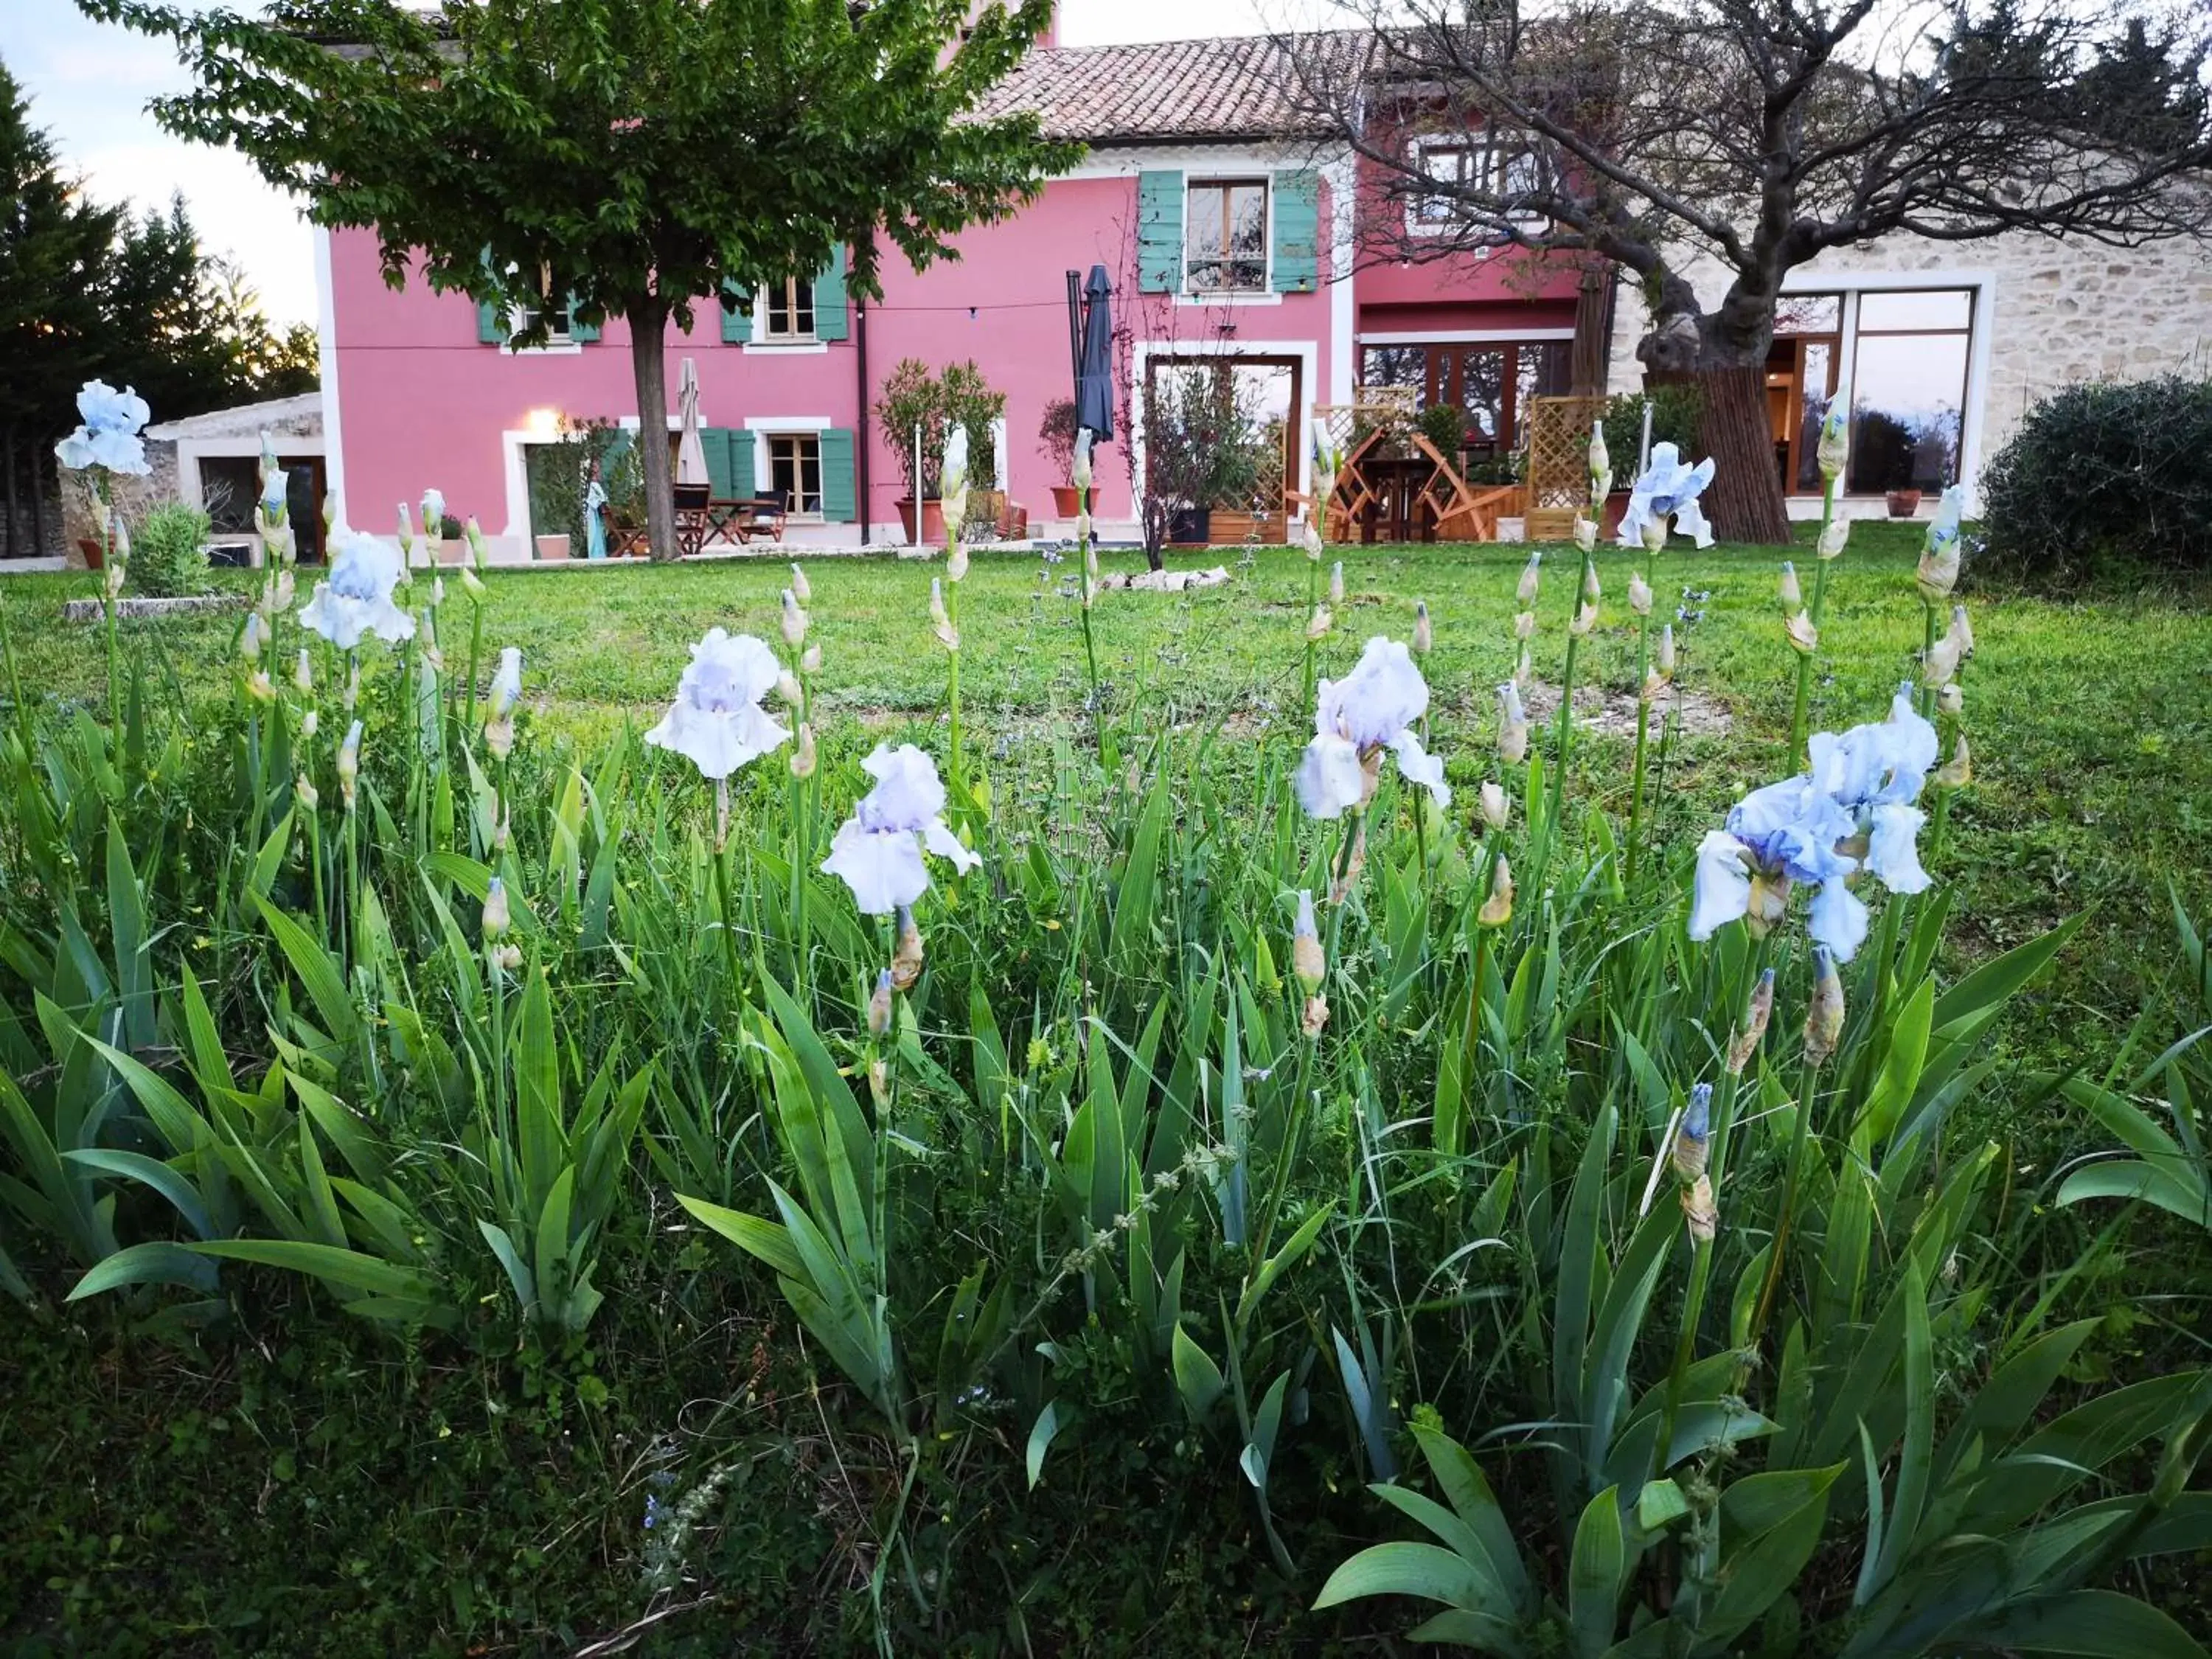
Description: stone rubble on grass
xmin=1097 ymin=566 xmax=1231 ymax=593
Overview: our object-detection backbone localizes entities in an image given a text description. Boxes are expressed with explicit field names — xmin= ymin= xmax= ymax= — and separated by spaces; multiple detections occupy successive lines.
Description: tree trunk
xmin=3 ymin=423 xmax=17 ymax=560
xmin=1682 ymin=364 xmax=1792 ymax=545
xmin=629 ymin=301 xmax=677 ymax=563
xmin=28 ymin=438 xmax=46 ymax=560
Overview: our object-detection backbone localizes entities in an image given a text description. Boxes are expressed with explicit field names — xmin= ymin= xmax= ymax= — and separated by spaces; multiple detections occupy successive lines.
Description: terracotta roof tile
xmin=975 ymin=35 xmax=1342 ymax=145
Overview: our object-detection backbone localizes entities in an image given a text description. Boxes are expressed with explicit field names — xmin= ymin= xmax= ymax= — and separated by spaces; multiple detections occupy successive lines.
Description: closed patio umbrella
xmin=676 ymin=357 xmax=709 ymax=487
xmin=1074 ymin=264 xmax=1115 ymax=441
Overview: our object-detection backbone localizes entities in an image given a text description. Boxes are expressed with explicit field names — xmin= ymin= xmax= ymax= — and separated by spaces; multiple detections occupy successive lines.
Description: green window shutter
xmin=477 ymin=298 xmax=509 ymax=345
xmin=720 ymin=278 xmax=752 ymax=344
xmin=700 ymin=428 xmax=737 ymax=499
xmin=818 ymin=428 xmax=856 ymax=521
xmin=813 ymin=246 xmax=849 ymax=341
xmin=1137 ymin=170 xmax=1185 ymax=293
xmin=731 ymin=431 xmax=757 ymax=498
xmin=1270 ymin=170 xmax=1321 ymax=293
xmin=565 ymin=295 xmax=600 ymax=343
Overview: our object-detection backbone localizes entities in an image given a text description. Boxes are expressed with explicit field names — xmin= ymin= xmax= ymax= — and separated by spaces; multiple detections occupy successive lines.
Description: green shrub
xmin=1979 ymin=375 xmax=2212 ymax=580
xmin=1416 ymin=400 xmax=1467 ymax=457
xmin=1598 ymin=382 xmax=1704 ymax=481
xmin=128 ymin=501 xmax=212 ymax=597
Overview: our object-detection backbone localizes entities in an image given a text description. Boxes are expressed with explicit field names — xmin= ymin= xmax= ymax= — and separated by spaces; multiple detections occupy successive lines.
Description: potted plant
xmin=877 ymin=358 xmax=950 ymax=543
xmin=1886 ymin=487 xmax=1923 ymax=518
xmin=1039 ymin=396 xmax=1084 ymax=517
xmin=1416 ymin=401 xmax=1467 ymax=463
xmin=1143 ymin=366 xmax=1264 ymax=557
xmin=942 ymin=361 xmax=1008 ymax=538
xmin=435 ymin=511 xmax=470 ymax=564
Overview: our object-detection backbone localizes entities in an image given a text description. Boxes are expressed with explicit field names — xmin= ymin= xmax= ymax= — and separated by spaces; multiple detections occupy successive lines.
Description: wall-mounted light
xmin=524 ymin=406 xmax=561 ymax=439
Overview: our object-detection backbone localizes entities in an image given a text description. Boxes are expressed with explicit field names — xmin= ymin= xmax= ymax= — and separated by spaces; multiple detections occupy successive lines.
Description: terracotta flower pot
xmin=437 ymin=537 xmax=471 ymax=566
xmin=535 ymin=535 xmax=571 ymax=562
xmin=1886 ymin=488 xmax=1923 ymax=518
xmin=896 ymin=497 xmax=947 ymax=545
xmin=77 ymin=538 xmax=105 ymax=571
xmin=1050 ymin=485 xmax=1083 ymax=517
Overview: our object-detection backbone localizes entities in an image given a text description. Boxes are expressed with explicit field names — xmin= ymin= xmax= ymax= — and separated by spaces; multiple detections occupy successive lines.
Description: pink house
xmin=314 ymin=29 xmax=1589 ymax=557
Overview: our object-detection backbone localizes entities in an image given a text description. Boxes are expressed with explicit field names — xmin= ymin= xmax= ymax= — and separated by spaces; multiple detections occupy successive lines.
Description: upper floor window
xmin=762 ymin=276 xmax=816 ymax=341
xmin=1413 ymin=138 xmax=1543 ymax=226
xmin=1186 ymin=178 xmax=1268 ymax=294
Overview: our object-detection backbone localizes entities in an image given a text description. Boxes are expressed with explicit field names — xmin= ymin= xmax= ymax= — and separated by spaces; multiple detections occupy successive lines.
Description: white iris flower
xmin=820 ymin=743 xmax=981 ymax=914
xmin=642 ymin=628 xmax=789 ymax=780
xmin=55 ymin=381 xmax=153 ymax=476
xmin=1690 ymin=685 xmax=1938 ymax=960
xmin=1294 ymin=635 xmax=1450 ymax=819
xmin=299 ymin=528 xmax=417 ymax=649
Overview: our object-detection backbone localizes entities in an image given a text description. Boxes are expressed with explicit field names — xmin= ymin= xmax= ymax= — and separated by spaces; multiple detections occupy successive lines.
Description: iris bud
xmin=790 ymin=563 xmax=811 ymax=605
xmin=1628 ymin=573 xmax=1653 ymax=616
xmin=1412 ymin=600 xmax=1432 ymax=654
xmin=1804 ymin=947 xmax=1846 ymax=1065
xmin=1290 ymin=889 xmax=1325 ymax=993
xmin=1517 ymin=552 xmax=1542 ymax=605
xmin=1785 ymin=609 xmax=1818 ymax=655
xmin=1778 ymin=561 xmax=1801 ymax=611
xmin=1329 ymin=560 xmax=1344 ymax=606
xmin=1479 ymin=780 xmax=1509 ymax=830
xmin=866 ymin=968 xmax=894 ymax=1037
xmin=1478 ymin=856 xmax=1514 ymax=928
xmin=481 ymin=876 xmax=511 ymax=941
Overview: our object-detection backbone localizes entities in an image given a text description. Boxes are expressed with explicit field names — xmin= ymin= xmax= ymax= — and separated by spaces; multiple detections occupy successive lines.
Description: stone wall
xmin=1605 ymin=225 xmax=2212 ymax=493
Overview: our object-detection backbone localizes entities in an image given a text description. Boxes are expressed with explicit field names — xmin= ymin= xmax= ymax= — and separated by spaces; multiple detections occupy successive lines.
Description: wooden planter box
xmin=1208 ymin=510 xmax=1287 ymax=546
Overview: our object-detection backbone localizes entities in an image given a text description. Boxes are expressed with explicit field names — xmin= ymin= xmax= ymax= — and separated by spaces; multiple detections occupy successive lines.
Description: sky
xmin=0 ymin=0 xmax=1278 ymax=330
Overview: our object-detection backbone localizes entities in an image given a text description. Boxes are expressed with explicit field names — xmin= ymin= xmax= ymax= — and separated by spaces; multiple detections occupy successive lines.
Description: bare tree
xmin=1284 ymin=0 xmax=2212 ymax=541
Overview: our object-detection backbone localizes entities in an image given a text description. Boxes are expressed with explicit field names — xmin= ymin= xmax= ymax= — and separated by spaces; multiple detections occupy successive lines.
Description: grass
xmin=5 ymin=522 xmax=2209 ymax=1655
xmin=7 ymin=520 xmax=2204 ymax=1077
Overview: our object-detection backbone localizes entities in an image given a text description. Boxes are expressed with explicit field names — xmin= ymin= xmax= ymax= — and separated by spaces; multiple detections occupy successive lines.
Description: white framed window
xmin=1185 ymin=178 xmax=1269 ymax=294
xmin=759 ymin=277 xmax=816 ymax=341
xmin=766 ymin=433 xmax=824 ymax=515
xmin=1413 ymin=137 xmax=1543 ymax=229
xmin=509 ymin=301 xmax=573 ymax=344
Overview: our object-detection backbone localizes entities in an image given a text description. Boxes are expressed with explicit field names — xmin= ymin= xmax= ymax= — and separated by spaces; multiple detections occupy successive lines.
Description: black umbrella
xmin=1074 ymin=264 xmax=1115 ymax=442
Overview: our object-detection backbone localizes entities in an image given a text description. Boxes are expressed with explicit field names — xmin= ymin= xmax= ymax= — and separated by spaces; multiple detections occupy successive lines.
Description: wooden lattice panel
xmin=1315 ymin=389 xmax=1418 ymax=460
xmin=1526 ymin=394 xmax=1610 ymax=512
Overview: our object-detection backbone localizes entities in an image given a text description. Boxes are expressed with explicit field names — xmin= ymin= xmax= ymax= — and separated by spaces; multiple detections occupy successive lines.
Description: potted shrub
xmin=1143 ymin=367 xmax=1263 ymax=556
xmin=877 ymin=358 xmax=949 ymax=543
xmin=1039 ymin=397 xmax=1084 ymax=517
xmin=942 ymin=360 xmax=1008 ymax=537
xmin=1416 ymin=401 xmax=1467 ymax=463
xmin=1886 ymin=487 xmax=1924 ymax=517
xmin=436 ymin=511 xmax=470 ymax=563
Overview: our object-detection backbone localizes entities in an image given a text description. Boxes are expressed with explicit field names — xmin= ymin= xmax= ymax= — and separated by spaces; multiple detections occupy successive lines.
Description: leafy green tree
xmin=88 ymin=0 xmax=1076 ymax=559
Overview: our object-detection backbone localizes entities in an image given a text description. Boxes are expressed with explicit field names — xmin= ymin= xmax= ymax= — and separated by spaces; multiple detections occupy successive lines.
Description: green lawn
xmin=6 ymin=521 xmax=2207 ymax=1073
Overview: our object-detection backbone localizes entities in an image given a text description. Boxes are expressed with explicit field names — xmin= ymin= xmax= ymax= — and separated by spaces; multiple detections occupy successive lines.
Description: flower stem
xmin=1747 ymin=1056 xmax=1823 ymax=1360
xmin=1787 ymin=491 xmax=1838 ymax=771
xmin=1625 ymin=540 xmax=1658 ymax=888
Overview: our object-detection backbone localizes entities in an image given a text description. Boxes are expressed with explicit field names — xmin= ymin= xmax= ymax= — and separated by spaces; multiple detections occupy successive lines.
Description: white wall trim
xmin=312 ymin=226 xmax=347 ymax=525
xmin=1130 ymin=337 xmax=1321 ymax=508
xmin=1064 ymin=141 xmax=1352 ymax=181
xmin=498 ymin=429 xmax=532 ymax=543
xmin=1324 ymin=157 xmax=1357 ymax=403
xmin=742 ymin=339 xmax=830 ymax=355
xmin=742 ymin=416 xmax=836 ymax=493
xmin=1357 ymin=327 xmax=1576 ymax=344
